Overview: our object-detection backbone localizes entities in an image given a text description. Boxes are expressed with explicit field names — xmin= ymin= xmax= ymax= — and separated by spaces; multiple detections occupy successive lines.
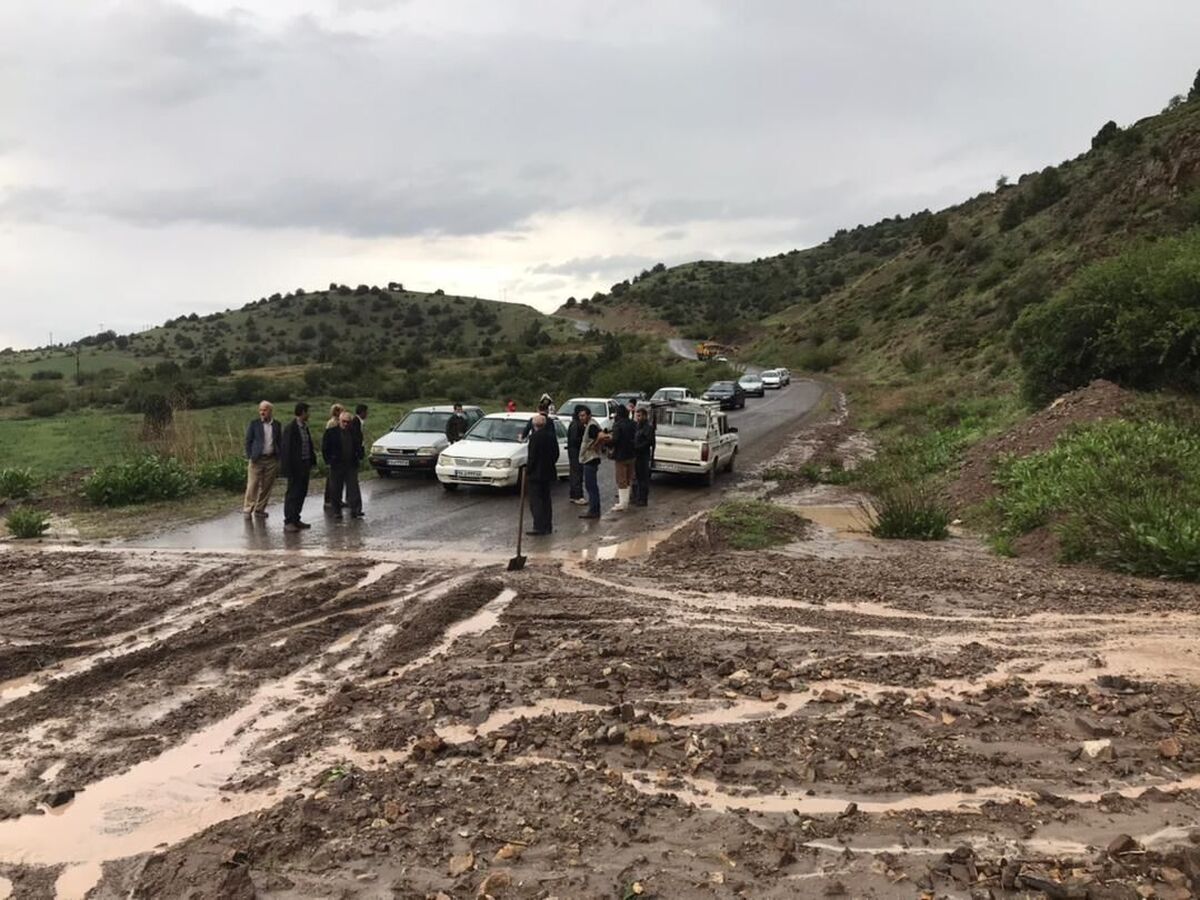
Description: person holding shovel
xmin=524 ymin=413 xmax=559 ymax=536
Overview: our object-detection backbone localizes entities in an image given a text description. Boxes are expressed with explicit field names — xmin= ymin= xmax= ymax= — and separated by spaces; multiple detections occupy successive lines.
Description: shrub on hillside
xmin=84 ymin=456 xmax=197 ymax=506
xmin=990 ymin=419 xmax=1200 ymax=580
xmin=796 ymin=346 xmax=842 ymax=372
xmin=30 ymin=369 xmax=64 ymax=381
xmin=26 ymin=392 xmax=68 ymax=418
xmin=6 ymin=507 xmax=50 ymax=539
xmin=1012 ymin=230 xmax=1200 ymax=404
xmin=0 ymin=468 xmax=37 ymax=500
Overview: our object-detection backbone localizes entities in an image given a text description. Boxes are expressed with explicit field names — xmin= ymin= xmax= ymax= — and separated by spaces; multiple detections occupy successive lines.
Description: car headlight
xmin=440 ymin=456 xmax=457 ymax=466
xmin=416 ymin=446 xmax=437 ymax=456
xmin=486 ymin=459 xmax=512 ymax=469
xmin=371 ymin=444 xmax=385 ymax=455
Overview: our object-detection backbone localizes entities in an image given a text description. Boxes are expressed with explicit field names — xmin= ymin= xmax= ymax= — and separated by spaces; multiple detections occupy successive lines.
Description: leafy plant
xmin=7 ymin=507 xmax=50 ymax=539
xmin=83 ymin=456 xmax=197 ymax=506
xmin=0 ymin=468 xmax=37 ymax=500
xmin=195 ymin=457 xmax=246 ymax=492
xmin=862 ymin=482 xmax=951 ymax=540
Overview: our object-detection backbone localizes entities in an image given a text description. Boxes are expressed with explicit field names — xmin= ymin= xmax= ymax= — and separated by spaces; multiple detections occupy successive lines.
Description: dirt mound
xmin=950 ymin=379 xmax=1133 ymax=510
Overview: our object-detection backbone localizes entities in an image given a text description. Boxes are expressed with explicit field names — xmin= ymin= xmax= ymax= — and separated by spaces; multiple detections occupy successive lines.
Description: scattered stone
xmin=1159 ymin=737 xmax=1183 ymax=759
xmin=448 ymin=850 xmax=475 ymax=876
xmin=626 ymin=727 xmax=660 ymax=751
xmin=1107 ymin=834 xmax=1140 ymax=856
xmin=495 ymin=843 xmax=523 ymax=861
xmin=727 ymin=669 xmax=752 ymax=688
xmin=476 ymin=869 xmax=513 ymax=897
xmin=1081 ymin=739 xmax=1114 ymax=760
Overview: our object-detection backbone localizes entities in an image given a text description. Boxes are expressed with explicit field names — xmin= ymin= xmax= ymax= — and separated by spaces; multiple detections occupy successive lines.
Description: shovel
xmin=507 ymin=467 xmax=528 ymax=571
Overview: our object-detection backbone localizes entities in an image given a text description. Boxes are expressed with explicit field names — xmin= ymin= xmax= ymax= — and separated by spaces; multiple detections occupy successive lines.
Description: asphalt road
xmin=135 ymin=379 xmax=825 ymax=558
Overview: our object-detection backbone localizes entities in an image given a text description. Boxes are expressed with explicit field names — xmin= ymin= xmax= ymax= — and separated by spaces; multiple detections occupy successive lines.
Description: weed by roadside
xmin=83 ymin=456 xmax=197 ymax=507
xmin=860 ymin=483 xmax=951 ymax=540
xmin=989 ymin=418 xmax=1200 ymax=579
xmin=6 ymin=507 xmax=50 ymax=539
xmin=709 ymin=500 xmax=808 ymax=550
xmin=0 ymin=467 xmax=37 ymax=500
xmin=194 ymin=457 xmax=247 ymax=492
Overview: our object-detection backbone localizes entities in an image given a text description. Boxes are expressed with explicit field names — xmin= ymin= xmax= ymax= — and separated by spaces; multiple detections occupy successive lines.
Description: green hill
xmin=569 ymin=90 xmax=1200 ymax=407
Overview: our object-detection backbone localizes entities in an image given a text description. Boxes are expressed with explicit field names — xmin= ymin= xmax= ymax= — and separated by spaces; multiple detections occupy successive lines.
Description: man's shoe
xmin=570 ymin=498 xmax=587 ymax=506
xmin=350 ymin=511 xmax=365 ymax=519
xmin=284 ymin=522 xmax=300 ymax=533
xmin=525 ymin=529 xmax=547 ymax=536
xmin=254 ymin=510 xmax=268 ymax=518
xmin=297 ymin=521 xmax=312 ymax=529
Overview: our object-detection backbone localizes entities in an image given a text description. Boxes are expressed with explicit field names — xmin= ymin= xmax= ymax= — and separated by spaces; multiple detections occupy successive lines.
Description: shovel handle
xmin=515 ymin=466 xmax=528 ymax=558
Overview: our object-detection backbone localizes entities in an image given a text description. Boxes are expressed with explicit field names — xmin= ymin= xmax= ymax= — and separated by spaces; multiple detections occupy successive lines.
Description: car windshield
xmin=465 ymin=417 xmax=527 ymax=443
xmin=655 ymin=409 xmax=709 ymax=433
xmin=706 ymin=382 xmax=733 ymax=392
xmin=739 ymin=375 xmax=761 ymax=384
xmin=763 ymin=370 xmax=779 ymax=377
xmin=393 ymin=411 xmax=453 ymax=433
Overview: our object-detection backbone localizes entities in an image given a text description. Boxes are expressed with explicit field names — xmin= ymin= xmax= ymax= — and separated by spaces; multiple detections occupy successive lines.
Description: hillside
xmin=568 ymin=90 xmax=1200 ymax=403
xmin=0 ymin=286 xmax=576 ymax=418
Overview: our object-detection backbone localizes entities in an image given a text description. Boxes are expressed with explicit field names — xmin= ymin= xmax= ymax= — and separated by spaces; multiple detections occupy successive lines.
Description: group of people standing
xmin=524 ymin=400 xmax=655 ymax=536
xmin=243 ymin=394 xmax=657 ymax=540
xmin=242 ymin=400 xmax=369 ymax=532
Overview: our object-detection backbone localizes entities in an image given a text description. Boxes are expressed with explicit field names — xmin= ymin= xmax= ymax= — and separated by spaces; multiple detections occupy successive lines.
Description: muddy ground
xmin=1 ymin=506 xmax=1200 ymax=900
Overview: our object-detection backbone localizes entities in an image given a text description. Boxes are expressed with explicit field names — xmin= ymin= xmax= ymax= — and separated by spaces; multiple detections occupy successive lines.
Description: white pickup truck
xmin=650 ymin=399 xmax=738 ymax=485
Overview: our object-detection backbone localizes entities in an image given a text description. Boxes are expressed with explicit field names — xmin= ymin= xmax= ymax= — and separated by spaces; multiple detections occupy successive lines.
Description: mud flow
xmin=1 ymin=527 xmax=1200 ymax=898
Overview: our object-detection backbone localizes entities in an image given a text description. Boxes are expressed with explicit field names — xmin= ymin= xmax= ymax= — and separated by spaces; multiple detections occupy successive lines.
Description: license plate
xmin=388 ymin=459 xmax=410 ymax=467
xmin=456 ymin=469 xmax=483 ymax=479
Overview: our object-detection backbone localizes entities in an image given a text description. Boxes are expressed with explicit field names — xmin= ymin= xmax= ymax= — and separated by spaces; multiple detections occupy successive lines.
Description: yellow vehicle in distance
xmin=695 ymin=340 xmax=737 ymax=361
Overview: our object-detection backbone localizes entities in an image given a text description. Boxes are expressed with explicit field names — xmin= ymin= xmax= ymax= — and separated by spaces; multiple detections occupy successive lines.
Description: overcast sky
xmin=1 ymin=1 xmax=1198 ymax=349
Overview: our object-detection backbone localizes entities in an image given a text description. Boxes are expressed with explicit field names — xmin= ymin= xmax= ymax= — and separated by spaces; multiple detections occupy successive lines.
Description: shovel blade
xmin=506 ymin=555 xmax=527 ymax=572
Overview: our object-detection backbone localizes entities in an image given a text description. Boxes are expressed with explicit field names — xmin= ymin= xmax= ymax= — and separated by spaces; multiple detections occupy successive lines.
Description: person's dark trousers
xmin=284 ymin=471 xmax=310 ymax=525
xmin=529 ymin=478 xmax=553 ymax=533
xmin=567 ymin=450 xmax=583 ymax=500
xmin=328 ymin=465 xmax=362 ymax=515
xmin=583 ymin=462 xmax=601 ymax=517
xmin=634 ymin=455 xmax=651 ymax=506
xmin=324 ymin=474 xmax=341 ymax=508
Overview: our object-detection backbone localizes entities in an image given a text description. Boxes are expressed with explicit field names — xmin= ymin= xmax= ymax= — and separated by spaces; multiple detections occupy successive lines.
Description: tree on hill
xmin=1190 ymin=68 xmax=1200 ymax=102
xmin=207 ymin=349 xmax=232 ymax=376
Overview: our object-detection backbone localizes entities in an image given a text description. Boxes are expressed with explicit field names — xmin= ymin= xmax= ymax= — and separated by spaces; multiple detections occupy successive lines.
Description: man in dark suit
xmin=352 ymin=404 xmax=369 ymax=455
xmin=525 ymin=414 xmax=560 ymax=536
xmin=280 ymin=402 xmax=316 ymax=532
xmin=323 ymin=410 xmax=364 ymax=519
xmin=242 ymin=400 xmax=282 ymax=520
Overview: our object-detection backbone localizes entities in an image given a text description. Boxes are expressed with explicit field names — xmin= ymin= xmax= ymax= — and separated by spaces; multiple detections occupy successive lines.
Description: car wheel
xmin=726 ymin=450 xmax=736 ymax=473
xmin=702 ymin=465 xmax=716 ymax=487
xmin=441 ymin=482 xmax=459 ymax=492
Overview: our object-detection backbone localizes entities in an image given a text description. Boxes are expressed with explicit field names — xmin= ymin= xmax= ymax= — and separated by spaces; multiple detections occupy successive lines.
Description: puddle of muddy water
xmin=385 ymin=588 xmax=517 ymax=682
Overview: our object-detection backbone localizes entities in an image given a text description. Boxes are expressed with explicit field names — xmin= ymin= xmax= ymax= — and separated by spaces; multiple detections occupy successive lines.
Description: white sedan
xmin=435 ymin=413 xmax=569 ymax=490
xmin=760 ymin=369 xmax=783 ymax=389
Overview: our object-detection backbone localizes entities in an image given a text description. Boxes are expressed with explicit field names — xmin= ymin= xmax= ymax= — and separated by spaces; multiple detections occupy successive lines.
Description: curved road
xmin=136 ymin=380 xmax=825 ymax=558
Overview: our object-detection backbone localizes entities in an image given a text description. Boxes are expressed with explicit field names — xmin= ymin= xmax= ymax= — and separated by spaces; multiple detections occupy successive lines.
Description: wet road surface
xmin=133 ymin=379 xmax=826 ymax=556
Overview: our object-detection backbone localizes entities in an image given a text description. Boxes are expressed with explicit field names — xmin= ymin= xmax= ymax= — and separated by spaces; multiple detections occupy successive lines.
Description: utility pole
xmin=75 ymin=344 xmax=81 ymax=385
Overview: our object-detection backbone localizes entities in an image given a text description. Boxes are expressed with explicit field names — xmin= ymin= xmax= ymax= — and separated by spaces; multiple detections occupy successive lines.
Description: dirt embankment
xmin=949 ymin=379 xmax=1134 ymax=511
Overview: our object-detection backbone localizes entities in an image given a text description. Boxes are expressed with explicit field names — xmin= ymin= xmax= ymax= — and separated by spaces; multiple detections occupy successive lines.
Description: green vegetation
xmin=6 ymin=507 xmax=50 ymax=539
xmin=194 ymin=457 xmax=247 ymax=492
xmin=0 ymin=468 xmax=37 ymax=500
xmin=709 ymin=500 xmax=808 ymax=550
xmin=83 ymin=456 xmax=198 ymax=507
xmin=862 ymin=483 xmax=951 ymax=541
xmin=988 ymin=419 xmax=1200 ymax=579
xmin=1012 ymin=230 xmax=1200 ymax=404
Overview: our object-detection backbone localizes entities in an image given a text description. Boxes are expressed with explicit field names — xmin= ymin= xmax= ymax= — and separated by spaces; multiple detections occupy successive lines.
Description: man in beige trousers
xmin=243 ymin=400 xmax=283 ymax=519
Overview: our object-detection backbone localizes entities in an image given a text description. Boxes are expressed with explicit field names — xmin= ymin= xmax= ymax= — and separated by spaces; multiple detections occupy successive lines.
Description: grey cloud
xmin=530 ymin=255 xmax=660 ymax=279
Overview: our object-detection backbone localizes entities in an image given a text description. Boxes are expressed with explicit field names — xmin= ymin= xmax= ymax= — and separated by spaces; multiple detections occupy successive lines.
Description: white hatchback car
xmin=761 ymin=369 xmax=783 ymax=389
xmin=435 ymin=413 xmax=569 ymax=490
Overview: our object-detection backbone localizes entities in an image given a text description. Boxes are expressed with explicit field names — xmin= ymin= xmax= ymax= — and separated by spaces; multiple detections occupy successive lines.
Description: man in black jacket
xmin=280 ymin=402 xmax=316 ymax=532
xmin=243 ymin=400 xmax=282 ymax=520
xmin=323 ymin=411 xmax=364 ymax=519
xmin=525 ymin=414 xmax=560 ymax=536
xmin=565 ymin=407 xmax=585 ymax=505
xmin=632 ymin=405 xmax=655 ymax=507
xmin=445 ymin=403 xmax=469 ymax=443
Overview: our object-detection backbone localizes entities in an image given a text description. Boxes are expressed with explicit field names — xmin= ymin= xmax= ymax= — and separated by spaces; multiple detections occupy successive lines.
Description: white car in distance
xmin=760 ymin=369 xmax=783 ymax=389
xmin=650 ymin=387 xmax=695 ymax=403
xmin=435 ymin=413 xmax=569 ymax=491
xmin=558 ymin=397 xmax=620 ymax=431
